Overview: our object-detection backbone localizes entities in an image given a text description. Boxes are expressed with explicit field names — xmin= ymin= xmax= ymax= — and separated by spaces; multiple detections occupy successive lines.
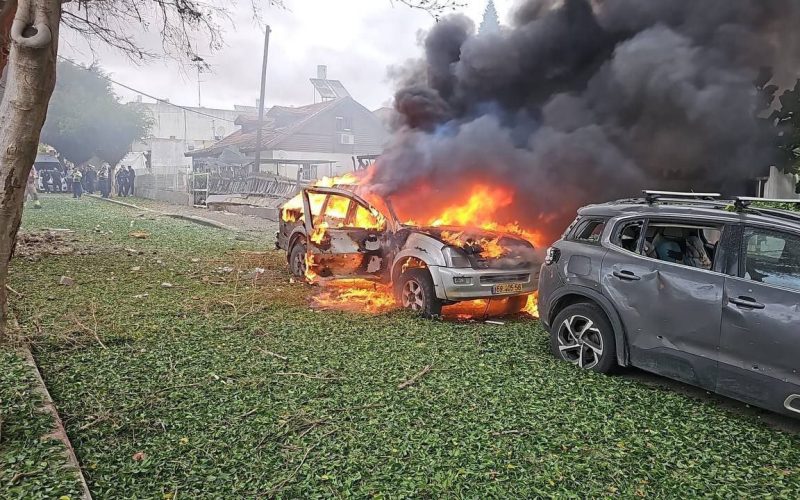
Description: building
xmin=122 ymin=99 xmax=257 ymax=201
xmin=187 ymin=95 xmax=389 ymax=180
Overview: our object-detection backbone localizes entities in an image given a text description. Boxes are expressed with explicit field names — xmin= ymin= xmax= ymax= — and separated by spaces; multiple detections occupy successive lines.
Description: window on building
xmin=743 ymin=227 xmax=800 ymax=291
xmin=335 ymin=116 xmax=353 ymax=131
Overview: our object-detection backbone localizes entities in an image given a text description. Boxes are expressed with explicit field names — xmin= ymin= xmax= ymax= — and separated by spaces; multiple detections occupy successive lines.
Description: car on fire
xmin=537 ymin=190 xmax=800 ymax=418
xmin=277 ymin=185 xmax=541 ymax=317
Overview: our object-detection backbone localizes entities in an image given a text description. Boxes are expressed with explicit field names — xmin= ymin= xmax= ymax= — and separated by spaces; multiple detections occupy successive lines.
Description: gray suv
xmin=537 ymin=191 xmax=800 ymax=418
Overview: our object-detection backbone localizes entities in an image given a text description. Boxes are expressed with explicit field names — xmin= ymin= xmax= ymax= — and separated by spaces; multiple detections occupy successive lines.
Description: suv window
xmin=612 ymin=219 xmax=644 ymax=253
xmin=743 ymin=227 xmax=800 ymax=291
xmin=643 ymin=221 xmax=722 ymax=271
xmin=569 ymin=219 xmax=606 ymax=244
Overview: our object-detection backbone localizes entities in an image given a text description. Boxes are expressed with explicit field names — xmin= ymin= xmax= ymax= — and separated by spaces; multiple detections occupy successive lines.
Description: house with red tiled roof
xmin=186 ymin=95 xmax=389 ymax=180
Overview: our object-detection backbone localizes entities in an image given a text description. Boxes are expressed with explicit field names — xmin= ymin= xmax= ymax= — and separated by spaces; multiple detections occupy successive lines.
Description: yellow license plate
xmin=493 ymin=283 xmax=524 ymax=294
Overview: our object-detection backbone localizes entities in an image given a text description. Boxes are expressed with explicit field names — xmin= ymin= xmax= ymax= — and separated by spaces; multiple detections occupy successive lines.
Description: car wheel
xmin=550 ymin=302 xmax=616 ymax=373
xmin=288 ymin=240 xmax=307 ymax=279
xmin=397 ymin=268 xmax=442 ymax=318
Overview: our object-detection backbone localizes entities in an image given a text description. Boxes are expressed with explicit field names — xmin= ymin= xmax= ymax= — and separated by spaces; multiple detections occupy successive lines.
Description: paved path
xmin=92 ymin=196 xmax=279 ymax=234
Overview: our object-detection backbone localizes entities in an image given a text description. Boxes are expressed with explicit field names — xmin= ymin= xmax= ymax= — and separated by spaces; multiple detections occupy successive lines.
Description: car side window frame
xmin=612 ymin=215 xmax=730 ymax=275
xmin=609 ymin=217 xmax=646 ymax=255
xmin=567 ymin=217 xmax=608 ymax=245
xmin=737 ymin=223 xmax=800 ymax=293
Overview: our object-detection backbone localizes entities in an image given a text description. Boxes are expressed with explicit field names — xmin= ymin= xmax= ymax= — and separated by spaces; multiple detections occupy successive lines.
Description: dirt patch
xmin=14 ymin=231 xmax=84 ymax=261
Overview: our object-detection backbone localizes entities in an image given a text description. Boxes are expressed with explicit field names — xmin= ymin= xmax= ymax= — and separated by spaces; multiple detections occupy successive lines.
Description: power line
xmin=57 ymin=55 xmax=241 ymax=124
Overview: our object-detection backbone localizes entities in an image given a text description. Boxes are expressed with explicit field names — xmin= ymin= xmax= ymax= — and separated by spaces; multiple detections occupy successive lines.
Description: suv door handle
xmin=612 ymin=270 xmax=641 ymax=281
xmin=729 ymin=296 xmax=766 ymax=310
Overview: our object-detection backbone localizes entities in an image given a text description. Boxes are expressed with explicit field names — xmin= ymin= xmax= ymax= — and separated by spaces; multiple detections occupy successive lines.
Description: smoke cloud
xmin=370 ymin=0 xmax=800 ymax=241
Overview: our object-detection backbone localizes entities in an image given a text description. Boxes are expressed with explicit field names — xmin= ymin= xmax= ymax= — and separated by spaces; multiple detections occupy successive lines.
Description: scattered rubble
xmin=59 ymin=276 xmax=75 ymax=287
xmin=15 ymin=231 xmax=78 ymax=261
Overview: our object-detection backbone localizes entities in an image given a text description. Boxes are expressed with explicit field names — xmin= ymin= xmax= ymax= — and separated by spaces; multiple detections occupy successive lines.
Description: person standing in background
xmin=127 ymin=166 xmax=136 ymax=197
xmin=98 ymin=163 xmax=110 ymax=198
xmin=51 ymin=168 xmax=62 ymax=193
xmin=41 ymin=169 xmax=52 ymax=193
xmin=116 ymin=167 xmax=128 ymax=196
xmin=85 ymin=166 xmax=97 ymax=194
xmin=26 ymin=168 xmax=42 ymax=208
xmin=65 ymin=164 xmax=73 ymax=193
xmin=71 ymin=167 xmax=83 ymax=198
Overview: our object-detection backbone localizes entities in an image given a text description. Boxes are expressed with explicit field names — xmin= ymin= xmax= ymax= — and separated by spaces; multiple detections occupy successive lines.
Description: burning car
xmin=277 ymin=185 xmax=541 ymax=317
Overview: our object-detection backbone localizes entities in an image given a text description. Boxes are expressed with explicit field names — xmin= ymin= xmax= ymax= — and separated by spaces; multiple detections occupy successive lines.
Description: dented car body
xmin=277 ymin=186 xmax=540 ymax=316
xmin=538 ymin=194 xmax=800 ymax=418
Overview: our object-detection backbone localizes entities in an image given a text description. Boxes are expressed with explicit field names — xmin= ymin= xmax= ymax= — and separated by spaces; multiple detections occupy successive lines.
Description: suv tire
xmin=397 ymin=269 xmax=442 ymax=318
xmin=288 ymin=240 xmax=307 ymax=279
xmin=550 ymin=302 xmax=616 ymax=373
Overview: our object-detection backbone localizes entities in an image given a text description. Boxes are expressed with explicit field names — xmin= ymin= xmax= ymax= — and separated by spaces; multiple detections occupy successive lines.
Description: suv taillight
xmin=544 ymin=247 xmax=561 ymax=265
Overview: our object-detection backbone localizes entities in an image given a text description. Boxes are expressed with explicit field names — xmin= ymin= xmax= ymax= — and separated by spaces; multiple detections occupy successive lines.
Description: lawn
xmin=5 ymin=195 xmax=800 ymax=498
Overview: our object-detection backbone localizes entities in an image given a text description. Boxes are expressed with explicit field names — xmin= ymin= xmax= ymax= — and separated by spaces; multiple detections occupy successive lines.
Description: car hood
xmin=403 ymin=225 xmax=540 ymax=269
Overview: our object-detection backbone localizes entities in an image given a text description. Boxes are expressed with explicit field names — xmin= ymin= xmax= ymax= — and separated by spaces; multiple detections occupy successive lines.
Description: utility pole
xmin=254 ymin=26 xmax=271 ymax=174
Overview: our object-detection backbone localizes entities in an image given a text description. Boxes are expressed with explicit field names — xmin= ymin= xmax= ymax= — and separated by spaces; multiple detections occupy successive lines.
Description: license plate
xmin=493 ymin=283 xmax=524 ymax=295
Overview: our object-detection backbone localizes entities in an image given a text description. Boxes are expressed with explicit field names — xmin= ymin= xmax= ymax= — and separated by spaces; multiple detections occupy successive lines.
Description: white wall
xmin=763 ymin=166 xmax=800 ymax=199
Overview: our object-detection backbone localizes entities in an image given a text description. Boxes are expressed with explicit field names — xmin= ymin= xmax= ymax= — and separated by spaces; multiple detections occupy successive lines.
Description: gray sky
xmin=60 ymin=1 xmax=516 ymax=112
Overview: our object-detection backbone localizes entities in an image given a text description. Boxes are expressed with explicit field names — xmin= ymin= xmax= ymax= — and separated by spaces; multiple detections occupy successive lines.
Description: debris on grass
xmin=129 ymin=230 xmax=150 ymax=239
xmin=59 ymin=276 xmax=75 ymax=287
xmin=397 ymin=364 xmax=433 ymax=390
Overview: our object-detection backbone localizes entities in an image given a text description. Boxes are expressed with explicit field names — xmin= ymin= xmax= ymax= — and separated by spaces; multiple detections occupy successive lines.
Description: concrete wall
xmin=763 ymin=166 xmax=800 ymax=199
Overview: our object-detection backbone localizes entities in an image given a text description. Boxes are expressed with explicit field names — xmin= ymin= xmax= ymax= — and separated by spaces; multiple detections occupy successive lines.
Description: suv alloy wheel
xmin=550 ymin=302 xmax=617 ymax=373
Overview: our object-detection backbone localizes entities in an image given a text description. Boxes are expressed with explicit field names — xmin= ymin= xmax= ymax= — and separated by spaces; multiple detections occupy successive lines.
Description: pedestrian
xmin=116 ymin=167 xmax=128 ymax=196
xmin=90 ymin=166 xmax=97 ymax=194
xmin=41 ymin=170 xmax=52 ymax=193
xmin=26 ymin=168 xmax=42 ymax=208
xmin=127 ymin=166 xmax=136 ymax=197
xmin=71 ymin=167 xmax=83 ymax=198
xmin=98 ymin=164 xmax=110 ymax=198
xmin=51 ymin=168 xmax=62 ymax=193
xmin=65 ymin=166 xmax=73 ymax=193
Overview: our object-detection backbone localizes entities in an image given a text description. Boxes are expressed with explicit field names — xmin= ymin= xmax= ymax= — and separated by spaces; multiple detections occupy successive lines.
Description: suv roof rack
xmin=642 ymin=190 xmax=722 ymax=206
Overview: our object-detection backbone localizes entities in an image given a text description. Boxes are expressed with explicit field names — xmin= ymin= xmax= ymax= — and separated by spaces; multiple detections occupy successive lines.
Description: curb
xmin=18 ymin=346 xmax=93 ymax=500
xmin=87 ymin=195 xmax=237 ymax=232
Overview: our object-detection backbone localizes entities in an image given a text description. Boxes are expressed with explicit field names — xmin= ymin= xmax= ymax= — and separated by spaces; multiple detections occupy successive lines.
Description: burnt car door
xmin=602 ymin=217 xmax=730 ymax=391
xmin=718 ymin=224 xmax=800 ymax=416
xmin=302 ymin=187 xmax=392 ymax=280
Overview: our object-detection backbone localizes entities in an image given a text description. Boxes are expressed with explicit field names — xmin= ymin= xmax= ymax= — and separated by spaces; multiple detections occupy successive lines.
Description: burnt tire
xmin=397 ymin=268 xmax=442 ymax=318
xmin=550 ymin=302 xmax=617 ymax=374
xmin=288 ymin=240 xmax=307 ymax=279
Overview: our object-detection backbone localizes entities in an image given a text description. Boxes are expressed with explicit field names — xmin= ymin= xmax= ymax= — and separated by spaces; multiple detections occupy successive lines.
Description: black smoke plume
xmin=370 ymin=0 xmax=800 ymax=241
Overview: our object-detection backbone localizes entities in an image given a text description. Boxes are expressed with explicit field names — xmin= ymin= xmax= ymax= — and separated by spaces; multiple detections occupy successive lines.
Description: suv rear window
xmin=568 ymin=219 xmax=607 ymax=244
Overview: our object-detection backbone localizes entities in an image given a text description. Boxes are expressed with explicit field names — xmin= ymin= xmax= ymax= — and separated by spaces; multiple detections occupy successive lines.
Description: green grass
xmin=0 ymin=351 xmax=82 ymax=498
xmin=7 ymin=195 xmax=800 ymax=497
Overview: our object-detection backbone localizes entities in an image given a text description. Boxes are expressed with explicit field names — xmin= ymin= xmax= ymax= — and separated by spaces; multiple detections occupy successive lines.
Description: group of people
xmin=25 ymin=162 xmax=137 ymax=204
xmin=114 ymin=166 xmax=136 ymax=197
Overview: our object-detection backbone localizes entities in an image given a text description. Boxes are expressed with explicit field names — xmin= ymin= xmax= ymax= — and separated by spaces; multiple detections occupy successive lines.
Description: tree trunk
xmin=0 ymin=0 xmax=60 ymax=339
